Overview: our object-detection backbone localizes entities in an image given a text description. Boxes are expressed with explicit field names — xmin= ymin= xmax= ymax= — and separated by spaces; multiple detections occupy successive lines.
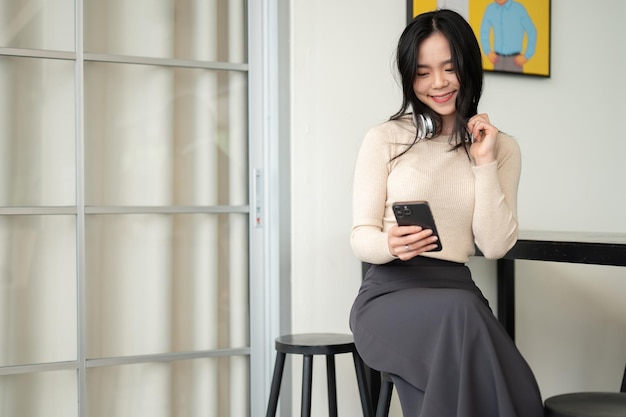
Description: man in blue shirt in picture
xmin=480 ymin=0 xmax=537 ymax=73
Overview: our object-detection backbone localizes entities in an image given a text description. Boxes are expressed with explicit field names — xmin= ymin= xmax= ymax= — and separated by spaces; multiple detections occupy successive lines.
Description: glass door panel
xmin=0 ymin=371 xmax=78 ymax=417
xmin=85 ymin=213 xmax=249 ymax=358
xmin=83 ymin=0 xmax=247 ymax=63
xmin=0 ymin=216 xmax=77 ymax=367
xmin=87 ymin=356 xmax=249 ymax=417
xmin=84 ymin=63 xmax=248 ymax=207
xmin=0 ymin=56 xmax=75 ymax=207
xmin=0 ymin=0 xmax=75 ymax=51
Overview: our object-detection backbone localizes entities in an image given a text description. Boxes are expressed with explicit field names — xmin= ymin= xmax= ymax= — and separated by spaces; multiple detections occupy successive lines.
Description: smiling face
xmin=413 ymin=32 xmax=460 ymax=134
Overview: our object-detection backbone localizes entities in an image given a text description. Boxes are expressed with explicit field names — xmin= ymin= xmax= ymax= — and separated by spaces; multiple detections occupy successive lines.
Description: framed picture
xmin=408 ymin=0 xmax=551 ymax=77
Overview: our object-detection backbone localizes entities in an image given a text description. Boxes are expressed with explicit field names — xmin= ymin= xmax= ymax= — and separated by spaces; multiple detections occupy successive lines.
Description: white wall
xmin=289 ymin=0 xmax=626 ymax=415
xmin=481 ymin=2 xmax=626 ymax=233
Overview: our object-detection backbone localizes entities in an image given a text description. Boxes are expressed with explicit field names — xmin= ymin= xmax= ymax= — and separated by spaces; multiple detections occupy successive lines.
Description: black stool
xmin=375 ymin=372 xmax=394 ymax=417
xmin=265 ymin=333 xmax=373 ymax=417
xmin=544 ymin=364 xmax=626 ymax=417
xmin=544 ymin=393 xmax=626 ymax=417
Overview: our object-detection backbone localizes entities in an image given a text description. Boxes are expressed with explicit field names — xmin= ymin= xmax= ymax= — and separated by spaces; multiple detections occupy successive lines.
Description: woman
xmin=349 ymin=9 xmax=544 ymax=417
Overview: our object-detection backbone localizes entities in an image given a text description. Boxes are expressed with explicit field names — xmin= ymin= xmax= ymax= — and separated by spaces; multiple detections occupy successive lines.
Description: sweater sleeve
xmin=472 ymin=134 xmax=521 ymax=259
xmin=350 ymin=125 xmax=397 ymax=264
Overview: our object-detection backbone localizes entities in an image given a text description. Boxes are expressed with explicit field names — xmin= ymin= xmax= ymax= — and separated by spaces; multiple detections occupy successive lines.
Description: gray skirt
xmin=350 ymin=256 xmax=544 ymax=417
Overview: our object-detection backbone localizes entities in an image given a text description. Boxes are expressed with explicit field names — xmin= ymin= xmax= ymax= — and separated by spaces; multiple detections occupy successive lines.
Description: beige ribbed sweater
xmin=351 ymin=114 xmax=521 ymax=264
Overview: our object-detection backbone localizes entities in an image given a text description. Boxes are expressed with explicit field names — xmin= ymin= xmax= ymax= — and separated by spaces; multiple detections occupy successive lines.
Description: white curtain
xmin=227 ymin=1 xmax=249 ymax=415
xmin=0 ymin=3 xmax=77 ymax=415
xmin=85 ymin=0 xmax=248 ymax=416
xmin=85 ymin=1 xmax=174 ymax=415
xmin=171 ymin=0 xmax=219 ymax=415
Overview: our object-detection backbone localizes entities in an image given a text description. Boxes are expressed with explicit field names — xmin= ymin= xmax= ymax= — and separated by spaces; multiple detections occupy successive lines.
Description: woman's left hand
xmin=467 ymin=113 xmax=498 ymax=166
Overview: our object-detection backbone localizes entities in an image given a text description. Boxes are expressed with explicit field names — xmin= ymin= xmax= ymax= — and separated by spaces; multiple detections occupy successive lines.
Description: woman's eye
xmin=445 ymin=68 xmax=455 ymax=73
xmin=417 ymin=72 xmax=428 ymax=77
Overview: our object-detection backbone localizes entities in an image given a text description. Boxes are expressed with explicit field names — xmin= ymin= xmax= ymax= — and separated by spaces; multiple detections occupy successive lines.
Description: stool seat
xmin=544 ymin=392 xmax=626 ymax=417
xmin=265 ymin=333 xmax=373 ymax=417
xmin=275 ymin=333 xmax=356 ymax=355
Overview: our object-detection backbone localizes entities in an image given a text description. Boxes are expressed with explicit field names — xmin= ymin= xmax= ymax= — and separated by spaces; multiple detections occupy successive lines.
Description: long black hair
xmin=391 ymin=9 xmax=483 ymax=153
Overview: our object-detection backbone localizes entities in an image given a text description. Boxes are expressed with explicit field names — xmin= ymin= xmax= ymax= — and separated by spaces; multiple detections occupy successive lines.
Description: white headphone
xmin=413 ymin=113 xmax=436 ymax=139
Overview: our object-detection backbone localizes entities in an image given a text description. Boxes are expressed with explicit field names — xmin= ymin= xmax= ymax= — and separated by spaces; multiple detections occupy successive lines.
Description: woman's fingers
xmin=467 ymin=113 xmax=497 ymax=142
xmin=389 ymin=226 xmax=438 ymax=259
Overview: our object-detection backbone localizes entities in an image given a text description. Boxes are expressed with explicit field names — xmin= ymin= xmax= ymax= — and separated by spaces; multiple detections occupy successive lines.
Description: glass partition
xmin=0 ymin=0 xmax=252 ymax=416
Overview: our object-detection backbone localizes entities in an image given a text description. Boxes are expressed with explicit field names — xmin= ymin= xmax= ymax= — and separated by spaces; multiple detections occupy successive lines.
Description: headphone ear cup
xmin=415 ymin=114 xmax=426 ymax=139
xmin=415 ymin=113 xmax=436 ymax=139
xmin=423 ymin=115 xmax=435 ymax=138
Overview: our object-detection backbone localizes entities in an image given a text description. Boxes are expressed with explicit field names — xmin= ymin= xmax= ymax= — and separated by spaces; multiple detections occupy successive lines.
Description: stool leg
xmin=364 ymin=368 xmax=381 ymax=412
xmin=375 ymin=379 xmax=393 ymax=417
xmin=326 ymin=354 xmax=338 ymax=417
xmin=265 ymin=352 xmax=286 ymax=417
xmin=301 ymin=354 xmax=313 ymax=417
xmin=352 ymin=351 xmax=374 ymax=417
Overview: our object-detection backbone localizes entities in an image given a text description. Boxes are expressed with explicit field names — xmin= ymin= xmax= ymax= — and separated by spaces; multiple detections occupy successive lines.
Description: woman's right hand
xmin=388 ymin=225 xmax=439 ymax=260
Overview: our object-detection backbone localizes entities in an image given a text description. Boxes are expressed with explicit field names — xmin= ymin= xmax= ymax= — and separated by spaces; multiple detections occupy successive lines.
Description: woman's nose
xmin=432 ymin=71 xmax=448 ymax=88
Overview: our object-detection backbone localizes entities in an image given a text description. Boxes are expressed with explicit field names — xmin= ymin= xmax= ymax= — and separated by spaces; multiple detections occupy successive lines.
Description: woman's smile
xmin=429 ymin=91 xmax=456 ymax=104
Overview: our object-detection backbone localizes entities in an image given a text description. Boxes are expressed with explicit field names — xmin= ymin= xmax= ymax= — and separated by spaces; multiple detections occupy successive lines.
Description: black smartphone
xmin=392 ymin=201 xmax=443 ymax=251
